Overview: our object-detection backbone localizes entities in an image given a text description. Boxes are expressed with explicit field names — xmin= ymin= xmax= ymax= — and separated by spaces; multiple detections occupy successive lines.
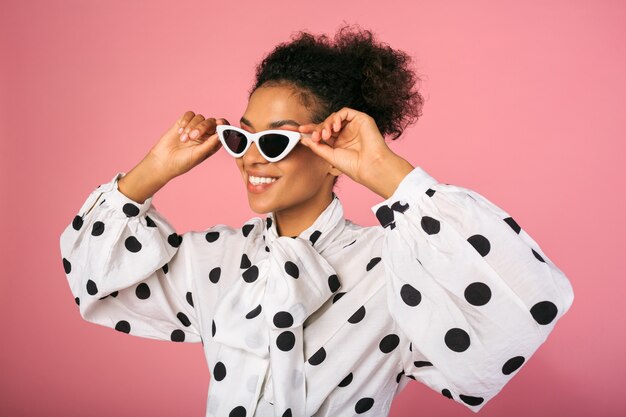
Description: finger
xmin=196 ymin=132 xmax=223 ymax=161
xmin=181 ymin=114 xmax=206 ymax=142
xmin=298 ymin=123 xmax=316 ymax=133
xmin=178 ymin=111 xmax=195 ymax=131
xmin=323 ymin=113 xmax=336 ymax=139
xmin=190 ymin=118 xmax=217 ymax=141
xmin=301 ymin=134 xmax=335 ymax=163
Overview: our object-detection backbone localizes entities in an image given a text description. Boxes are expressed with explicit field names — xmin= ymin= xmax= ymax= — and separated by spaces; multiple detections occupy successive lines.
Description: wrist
xmin=363 ymin=152 xmax=415 ymax=199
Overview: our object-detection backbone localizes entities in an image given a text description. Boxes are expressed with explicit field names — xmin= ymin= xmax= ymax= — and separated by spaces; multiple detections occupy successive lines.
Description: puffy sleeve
xmin=59 ymin=171 xmax=202 ymax=343
xmin=372 ymin=166 xmax=575 ymax=412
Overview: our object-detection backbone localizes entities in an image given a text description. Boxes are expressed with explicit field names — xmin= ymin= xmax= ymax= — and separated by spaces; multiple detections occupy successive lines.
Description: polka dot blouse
xmin=59 ymin=166 xmax=575 ymax=417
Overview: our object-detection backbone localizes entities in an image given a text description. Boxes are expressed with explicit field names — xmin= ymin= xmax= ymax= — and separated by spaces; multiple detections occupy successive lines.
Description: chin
xmin=247 ymin=197 xmax=275 ymax=215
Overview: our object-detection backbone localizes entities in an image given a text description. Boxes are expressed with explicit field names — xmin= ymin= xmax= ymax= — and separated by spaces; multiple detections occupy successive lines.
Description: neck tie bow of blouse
xmin=210 ymin=194 xmax=345 ymax=417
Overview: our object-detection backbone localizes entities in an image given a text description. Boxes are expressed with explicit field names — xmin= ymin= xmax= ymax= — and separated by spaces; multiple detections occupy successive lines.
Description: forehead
xmin=240 ymin=85 xmax=313 ymax=130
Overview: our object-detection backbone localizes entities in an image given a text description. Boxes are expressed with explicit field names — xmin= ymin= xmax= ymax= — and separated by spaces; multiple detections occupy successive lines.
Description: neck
xmin=274 ymin=191 xmax=333 ymax=238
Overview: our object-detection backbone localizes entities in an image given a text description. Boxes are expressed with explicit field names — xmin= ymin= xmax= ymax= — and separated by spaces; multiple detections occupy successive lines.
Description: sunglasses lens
xmin=223 ymin=129 xmax=248 ymax=154
xmin=259 ymin=134 xmax=290 ymax=158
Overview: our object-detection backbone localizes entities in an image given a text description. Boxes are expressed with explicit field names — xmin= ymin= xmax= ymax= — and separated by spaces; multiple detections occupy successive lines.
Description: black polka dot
xmin=309 ymin=230 xmax=322 ymax=245
xmin=242 ymin=224 xmax=254 ymax=237
xmin=74 ymin=297 xmax=80 ymax=305
xmin=122 ymin=203 xmax=139 ymax=217
xmin=242 ymin=265 xmax=259 ymax=283
xmin=229 ymin=406 xmax=246 ymax=417
xmin=135 ymin=283 xmax=150 ymax=299
xmin=445 ymin=328 xmax=471 ymax=352
xmin=265 ymin=246 xmax=270 ymax=252
xmin=72 ymin=215 xmax=83 ymax=230
xmin=209 ymin=267 xmax=221 ymax=283
xmin=414 ymin=361 xmax=433 ymax=367
xmin=502 ymin=356 xmax=525 ymax=375
xmin=338 ymin=372 xmax=353 ymax=387
xmin=459 ymin=394 xmax=484 ymax=406
xmin=186 ymin=291 xmax=194 ymax=307
xmin=530 ymin=301 xmax=558 ymax=324
xmin=504 ymin=217 xmax=521 ymax=234
xmin=532 ymin=248 xmax=545 ymax=263
xmin=366 ymin=257 xmax=381 ymax=271
xmin=308 ymin=347 xmax=326 ymax=365
xmin=86 ymin=279 xmax=98 ymax=295
xmin=348 ymin=306 xmax=366 ymax=324
xmin=328 ymin=275 xmax=340 ymax=292
xmin=171 ymin=329 xmax=185 ymax=342
xmin=379 ymin=334 xmax=400 ymax=353
xmin=468 ymin=234 xmax=490 ymax=256
xmin=63 ymin=258 xmax=71 ymax=274
xmin=391 ymin=200 xmax=409 ymax=213
xmin=375 ymin=204 xmax=394 ymax=228
xmin=281 ymin=409 xmax=292 ymax=417
xmin=442 ymin=389 xmax=453 ymax=399
xmin=168 ymin=233 xmax=183 ymax=248
xmin=421 ymin=216 xmax=440 ymax=234
xmin=333 ymin=292 xmax=346 ymax=303
xmin=213 ymin=361 xmax=226 ymax=381
xmin=273 ymin=311 xmax=294 ymax=328
xmin=162 ymin=263 xmax=169 ymax=274
xmin=115 ymin=320 xmax=130 ymax=333
xmin=276 ymin=331 xmax=295 ymax=351
xmin=464 ymin=282 xmax=492 ymax=306
xmin=355 ymin=397 xmax=374 ymax=414
xmin=246 ymin=304 xmax=262 ymax=319
xmin=146 ymin=215 xmax=156 ymax=227
xmin=124 ymin=236 xmax=142 ymax=253
xmin=205 ymin=231 xmax=220 ymax=243
xmin=426 ymin=188 xmax=436 ymax=197
xmin=266 ymin=217 xmax=272 ymax=229
xmin=211 ymin=320 xmax=216 ymax=337
xmin=400 ymin=284 xmax=421 ymax=306
xmin=284 ymin=261 xmax=299 ymax=278
xmin=409 ymin=342 xmax=412 ymax=352
xmin=91 ymin=221 xmax=104 ymax=236
xmin=177 ymin=312 xmax=191 ymax=327
xmin=110 ymin=291 xmax=118 ymax=297
xmin=396 ymin=370 xmax=404 ymax=383
xmin=240 ymin=254 xmax=251 ymax=269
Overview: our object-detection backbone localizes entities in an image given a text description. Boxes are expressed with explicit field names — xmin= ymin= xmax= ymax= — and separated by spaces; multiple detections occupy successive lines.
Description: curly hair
xmin=248 ymin=23 xmax=426 ymax=142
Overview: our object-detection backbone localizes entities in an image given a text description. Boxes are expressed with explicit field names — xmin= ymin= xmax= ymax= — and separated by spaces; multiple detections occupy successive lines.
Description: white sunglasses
xmin=216 ymin=125 xmax=312 ymax=162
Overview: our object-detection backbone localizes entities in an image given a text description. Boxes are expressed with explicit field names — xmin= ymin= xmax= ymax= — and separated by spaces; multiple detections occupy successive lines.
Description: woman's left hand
xmin=297 ymin=107 xmax=396 ymax=186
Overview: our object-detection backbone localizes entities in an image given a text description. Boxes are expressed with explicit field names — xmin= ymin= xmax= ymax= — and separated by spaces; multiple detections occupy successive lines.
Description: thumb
xmin=196 ymin=133 xmax=222 ymax=160
xmin=301 ymin=135 xmax=335 ymax=164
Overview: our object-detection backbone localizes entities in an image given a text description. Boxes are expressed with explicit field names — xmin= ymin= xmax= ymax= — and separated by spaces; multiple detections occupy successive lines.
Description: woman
xmin=60 ymin=24 xmax=575 ymax=417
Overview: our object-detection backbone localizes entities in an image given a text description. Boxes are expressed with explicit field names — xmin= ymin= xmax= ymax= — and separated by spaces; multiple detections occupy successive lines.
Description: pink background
xmin=2 ymin=0 xmax=624 ymax=416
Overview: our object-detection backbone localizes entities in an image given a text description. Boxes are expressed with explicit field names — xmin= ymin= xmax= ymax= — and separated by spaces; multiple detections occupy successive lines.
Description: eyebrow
xmin=240 ymin=116 xmax=301 ymax=129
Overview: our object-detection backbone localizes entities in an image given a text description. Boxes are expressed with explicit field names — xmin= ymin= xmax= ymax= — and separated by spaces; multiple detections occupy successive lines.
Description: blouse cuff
xmin=100 ymin=172 xmax=155 ymax=218
xmin=370 ymin=166 xmax=439 ymax=228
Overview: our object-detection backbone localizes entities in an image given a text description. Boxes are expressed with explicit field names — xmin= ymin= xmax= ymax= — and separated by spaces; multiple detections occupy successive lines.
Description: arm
xmin=60 ymin=171 xmax=201 ymax=343
xmin=367 ymin=157 xmax=575 ymax=412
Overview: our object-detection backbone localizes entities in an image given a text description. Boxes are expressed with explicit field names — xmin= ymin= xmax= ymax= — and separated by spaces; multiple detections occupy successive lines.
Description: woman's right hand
xmin=148 ymin=111 xmax=230 ymax=183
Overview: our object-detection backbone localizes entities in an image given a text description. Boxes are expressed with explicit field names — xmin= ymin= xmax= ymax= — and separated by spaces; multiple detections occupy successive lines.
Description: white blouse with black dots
xmin=59 ymin=165 xmax=575 ymax=417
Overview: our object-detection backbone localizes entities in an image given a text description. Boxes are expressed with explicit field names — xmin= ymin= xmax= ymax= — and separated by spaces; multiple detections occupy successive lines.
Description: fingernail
xmin=181 ymin=133 xmax=188 ymax=142
xmin=189 ymin=129 xmax=199 ymax=139
xmin=178 ymin=127 xmax=183 ymax=134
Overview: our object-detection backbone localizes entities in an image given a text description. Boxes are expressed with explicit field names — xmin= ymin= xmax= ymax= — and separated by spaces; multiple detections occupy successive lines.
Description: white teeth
xmin=249 ymin=175 xmax=278 ymax=185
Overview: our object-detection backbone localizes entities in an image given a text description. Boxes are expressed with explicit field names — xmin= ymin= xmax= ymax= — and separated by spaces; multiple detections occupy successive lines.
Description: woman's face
xmin=236 ymin=84 xmax=340 ymax=215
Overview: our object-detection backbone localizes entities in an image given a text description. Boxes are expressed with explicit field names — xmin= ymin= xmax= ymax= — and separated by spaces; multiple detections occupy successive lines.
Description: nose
xmin=243 ymin=142 xmax=267 ymax=164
